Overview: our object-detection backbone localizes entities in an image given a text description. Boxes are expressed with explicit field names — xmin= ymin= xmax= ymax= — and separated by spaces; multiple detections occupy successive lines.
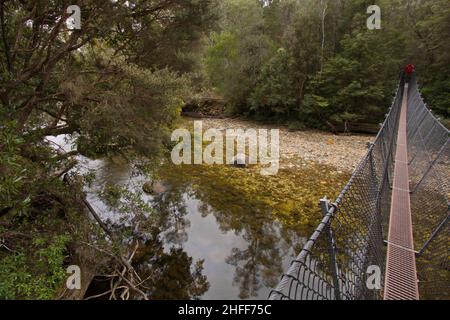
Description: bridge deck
xmin=384 ymin=84 xmax=419 ymax=300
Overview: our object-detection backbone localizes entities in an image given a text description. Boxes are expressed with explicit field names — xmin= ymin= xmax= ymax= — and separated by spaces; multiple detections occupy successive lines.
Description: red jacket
xmin=404 ymin=64 xmax=415 ymax=75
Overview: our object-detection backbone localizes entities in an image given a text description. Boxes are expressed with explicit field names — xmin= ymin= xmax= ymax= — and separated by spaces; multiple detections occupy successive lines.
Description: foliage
xmin=205 ymin=0 xmax=449 ymax=127
xmin=249 ymin=48 xmax=298 ymax=118
xmin=0 ymin=123 xmax=30 ymax=216
xmin=304 ymin=27 xmax=403 ymax=130
xmin=205 ymin=0 xmax=275 ymax=113
xmin=0 ymin=0 xmax=215 ymax=299
xmin=412 ymin=0 xmax=450 ymax=118
xmin=1 ymin=0 xmax=449 ymax=300
xmin=0 ymin=234 xmax=70 ymax=300
xmin=71 ymin=49 xmax=190 ymax=158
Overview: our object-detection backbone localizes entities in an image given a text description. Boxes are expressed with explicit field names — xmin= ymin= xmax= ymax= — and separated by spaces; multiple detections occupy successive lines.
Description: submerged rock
xmin=143 ymin=180 xmax=168 ymax=195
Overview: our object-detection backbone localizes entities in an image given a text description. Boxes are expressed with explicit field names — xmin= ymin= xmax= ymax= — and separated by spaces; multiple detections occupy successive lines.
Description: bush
xmin=0 ymin=235 xmax=70 ymax=300
xmin=249 ymin=48 xmax=298 ymax=119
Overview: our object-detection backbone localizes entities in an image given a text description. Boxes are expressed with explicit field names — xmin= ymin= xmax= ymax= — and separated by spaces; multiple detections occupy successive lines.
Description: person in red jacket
xmin=404 ymin=64 xmax=415 ymax=82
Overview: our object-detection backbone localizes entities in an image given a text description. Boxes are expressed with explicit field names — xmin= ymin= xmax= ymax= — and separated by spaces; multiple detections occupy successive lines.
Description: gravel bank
xmin=195 ymin=117 xmax=374 ymax=173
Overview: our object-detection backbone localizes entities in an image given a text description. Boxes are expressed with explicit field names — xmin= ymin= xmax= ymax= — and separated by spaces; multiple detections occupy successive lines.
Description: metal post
xmin=320 ymin=197 xmax=341 ymax=300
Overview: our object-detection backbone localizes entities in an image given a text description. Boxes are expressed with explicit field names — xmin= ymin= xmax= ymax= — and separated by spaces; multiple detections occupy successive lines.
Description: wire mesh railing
xmin=269 ymin=74 xmax=449 ymax=300
xmin=407 ymin=74 xmax=449 ymax=300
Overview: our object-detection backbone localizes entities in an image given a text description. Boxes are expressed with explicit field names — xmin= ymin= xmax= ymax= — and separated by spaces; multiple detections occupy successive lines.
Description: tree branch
xmin=0 ymin=0 xmax=12 ymax=74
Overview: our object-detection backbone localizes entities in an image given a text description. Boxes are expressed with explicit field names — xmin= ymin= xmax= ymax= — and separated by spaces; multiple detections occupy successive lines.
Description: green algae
xmin=157 ymin=160 xmax=350 ymax=236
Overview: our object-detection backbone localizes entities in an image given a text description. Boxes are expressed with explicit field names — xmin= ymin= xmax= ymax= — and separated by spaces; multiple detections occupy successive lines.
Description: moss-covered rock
xmin=143 ymin=181 xmax=168 ymax=195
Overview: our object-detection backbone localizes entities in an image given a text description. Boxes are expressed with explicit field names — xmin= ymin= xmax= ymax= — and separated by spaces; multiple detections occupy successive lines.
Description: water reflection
xmin=46 ymin=135 xmax=209 ymax=299
xmin=131 ymin=228 xmax=210 ymax=300
xmin=87 ymin=159 xmax=307 ymax=299
xmin=154 ymin=164 xmax=314 ymax=299
xmin=46 ymin=134 xmax=347 ymax=299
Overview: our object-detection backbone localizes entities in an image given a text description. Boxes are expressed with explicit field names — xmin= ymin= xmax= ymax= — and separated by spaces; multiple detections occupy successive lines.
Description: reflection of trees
xmin=195 ymin=190 xmax=284 ymax=299
xmin=152 ymin=186 xmax=190 ymax=247
xmin=226 ymin=230 xmax=283 ymax=299
xmin=159 ymin=164 xmax=298 ymax=299
xmin=97 ymin=177 xmax=209 ymax=300
xmin=132 ymin=229 xmax=209 ymax=300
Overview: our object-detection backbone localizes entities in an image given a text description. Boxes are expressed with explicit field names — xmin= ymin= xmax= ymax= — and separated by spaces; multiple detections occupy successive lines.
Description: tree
xmin=0 ymin=0 xmax=215 ymax=299
xmin=301 ymin=1 xmax=406 ymax=130
xmin=409 ymin=0 xmax=450 ymax=118
xmin=203 ymin=0 xmax=449 ymax=127
xmin=0 ymin=0 xmax=215 ymax=208
xmin=249 ymin=48 xmax=297 ymax=119
xmin=205 ymin=0 xmax=274 ymax=113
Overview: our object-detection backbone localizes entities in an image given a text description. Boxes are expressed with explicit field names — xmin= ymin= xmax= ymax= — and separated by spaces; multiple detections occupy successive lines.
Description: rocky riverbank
xmin=189 ymin=117 xmax=374 ymax=173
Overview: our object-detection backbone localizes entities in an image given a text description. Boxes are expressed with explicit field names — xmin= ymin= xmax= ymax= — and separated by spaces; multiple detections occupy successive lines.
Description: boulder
xmin=143 ymin=180 xmax=168 ymax=195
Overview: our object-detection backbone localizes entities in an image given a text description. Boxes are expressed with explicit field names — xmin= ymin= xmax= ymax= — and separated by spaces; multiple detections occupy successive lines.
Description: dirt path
xmin=196 ymin=117 xmax=374 ymax=173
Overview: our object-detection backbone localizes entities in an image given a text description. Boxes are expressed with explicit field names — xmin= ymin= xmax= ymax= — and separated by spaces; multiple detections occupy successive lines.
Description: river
xmin=46 ymin=126 xmax=349 ymax=300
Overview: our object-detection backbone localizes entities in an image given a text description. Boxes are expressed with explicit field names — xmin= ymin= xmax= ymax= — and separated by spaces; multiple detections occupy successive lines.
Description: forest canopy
xmin=205 ymin=0 xmax=450 ymax=130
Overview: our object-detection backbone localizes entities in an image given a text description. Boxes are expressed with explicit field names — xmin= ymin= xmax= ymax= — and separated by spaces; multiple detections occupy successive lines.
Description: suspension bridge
xmin=269 ymin=73 xmax=449 ymax=300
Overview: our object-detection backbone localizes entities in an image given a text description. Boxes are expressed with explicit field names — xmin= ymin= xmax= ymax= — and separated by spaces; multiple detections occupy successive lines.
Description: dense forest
xmin=0 ymin=0 xmax=449 ymax=299
xmin=204 ymin=0 xmax=449 ymax=130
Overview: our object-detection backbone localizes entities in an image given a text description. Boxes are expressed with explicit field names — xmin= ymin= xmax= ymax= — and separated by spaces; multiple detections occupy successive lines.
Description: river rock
xmin=143 ymin=181 xmax=168 ymax=195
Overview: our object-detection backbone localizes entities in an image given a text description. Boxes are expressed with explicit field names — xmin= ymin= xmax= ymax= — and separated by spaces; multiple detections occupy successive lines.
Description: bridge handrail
xmin=269 ymin=74 xmax=449 ymax=300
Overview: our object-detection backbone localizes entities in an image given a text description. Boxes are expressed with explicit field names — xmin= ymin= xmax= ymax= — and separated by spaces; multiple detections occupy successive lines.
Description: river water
xmin=46 ymin=132 xmax=347 ymax=300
